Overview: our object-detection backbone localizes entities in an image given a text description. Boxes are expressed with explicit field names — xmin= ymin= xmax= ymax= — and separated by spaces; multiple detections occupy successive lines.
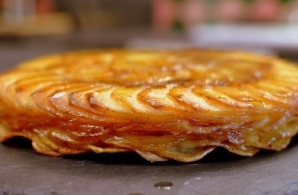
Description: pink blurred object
xmin=219 ymin=0 xmax=242 ymax=21
xmin=153 ymin=0 xmax=175 ymax=30
xmin=152 ymin=0 xmax=293 ymax=31
xmin=35 ymin=0 xmax=56 ymax=14
xmin=253 ymin=0 xmax=280 ymax=21
xmin=182 ymin=0 xmax=205 ymax=26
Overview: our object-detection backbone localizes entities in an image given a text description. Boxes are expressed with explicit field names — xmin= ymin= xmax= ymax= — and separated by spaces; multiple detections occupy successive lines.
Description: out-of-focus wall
xmin=1 ymin=0 xmax=298 ymax=53
xmin=55 ymin=0 xmax=151 ymax=30
xmin=2 ymin=0 xmax=298 ymax=35
xmin=0 ymin=0 xmax=152 ymax=36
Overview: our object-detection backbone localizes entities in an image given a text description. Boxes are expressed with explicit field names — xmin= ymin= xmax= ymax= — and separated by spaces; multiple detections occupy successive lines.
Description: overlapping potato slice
xmin=0 ymin=49 xmax=298 ymax=162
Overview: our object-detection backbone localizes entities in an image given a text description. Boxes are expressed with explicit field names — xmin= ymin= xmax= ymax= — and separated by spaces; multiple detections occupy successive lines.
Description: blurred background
xmin=0 ymin=0 xmax=298 ymax=69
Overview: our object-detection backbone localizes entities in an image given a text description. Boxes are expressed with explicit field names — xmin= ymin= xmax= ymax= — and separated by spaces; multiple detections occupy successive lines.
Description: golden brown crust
xmin=0 ymin=49 xmax=298 ymax=162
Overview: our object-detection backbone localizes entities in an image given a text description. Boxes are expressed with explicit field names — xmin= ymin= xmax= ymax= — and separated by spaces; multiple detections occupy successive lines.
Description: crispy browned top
xmin=16 ymin=49 xmax=273 ymax=86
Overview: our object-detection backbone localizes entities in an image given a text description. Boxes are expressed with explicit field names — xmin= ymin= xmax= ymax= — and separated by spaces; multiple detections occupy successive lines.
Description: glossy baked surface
xmin=0 ymin=49 xmax=298 ymax=162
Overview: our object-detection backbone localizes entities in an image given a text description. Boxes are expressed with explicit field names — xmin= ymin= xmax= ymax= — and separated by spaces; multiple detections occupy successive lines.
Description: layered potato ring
xmin=0 ymin=49 xmax=298 ymax=162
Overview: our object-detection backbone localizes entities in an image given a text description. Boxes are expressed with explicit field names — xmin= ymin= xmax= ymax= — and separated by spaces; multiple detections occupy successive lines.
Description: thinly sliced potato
xmin=0 ymin=49 xmax=298 ymax=162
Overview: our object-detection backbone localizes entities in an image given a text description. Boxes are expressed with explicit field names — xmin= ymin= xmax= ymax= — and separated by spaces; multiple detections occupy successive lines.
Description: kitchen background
xmin=0 ymin=0 xmax=298 ymax=69
xmin=1 ymin=2 xmax=298 ymax=194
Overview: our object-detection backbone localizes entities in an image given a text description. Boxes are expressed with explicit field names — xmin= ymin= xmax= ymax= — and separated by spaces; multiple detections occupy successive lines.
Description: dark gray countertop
xmin=1 ymin=33 xmax=298 ymax=195
xmin=1 ymin=138 xmax=298 ymax=195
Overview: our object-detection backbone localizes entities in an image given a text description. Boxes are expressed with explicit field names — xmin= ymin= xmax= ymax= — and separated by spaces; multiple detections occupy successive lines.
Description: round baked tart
xmin=0 ymin=49 xmax=298 ymax=162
